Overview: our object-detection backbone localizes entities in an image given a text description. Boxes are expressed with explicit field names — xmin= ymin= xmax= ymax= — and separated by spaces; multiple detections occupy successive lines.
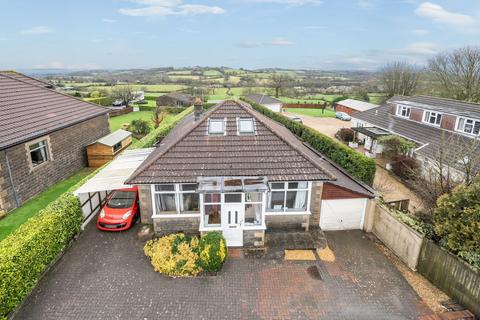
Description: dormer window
xmin=423 ymin=111 xmax=442 ymax=126
xmin=396 ymin=105 xmax=411 ymax=118
xmin=237 ymin=118 xmax=255 ymax=135
xmin=208 ymin=118 xmax=226 ymax=135
xmin=457 ymin=117 xmax=480 ymax=136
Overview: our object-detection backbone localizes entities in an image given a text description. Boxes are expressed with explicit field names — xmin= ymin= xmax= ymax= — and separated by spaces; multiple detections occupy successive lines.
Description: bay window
xmin=267 ymin=182 xmax=309 ymax=212
xmin=153 ymin=184 xmax=199 ymax=215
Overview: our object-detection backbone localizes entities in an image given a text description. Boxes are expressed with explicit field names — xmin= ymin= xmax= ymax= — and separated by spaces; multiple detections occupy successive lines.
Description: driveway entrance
xmin=14 ymin=223 xmax=432 ymax=320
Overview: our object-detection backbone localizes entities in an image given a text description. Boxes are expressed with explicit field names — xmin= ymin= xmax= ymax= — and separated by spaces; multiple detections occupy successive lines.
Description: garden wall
xmin=371 ymin=204 xmax=424 ymax=270
xmin=418 ymin=240 xmax=480 ymax=317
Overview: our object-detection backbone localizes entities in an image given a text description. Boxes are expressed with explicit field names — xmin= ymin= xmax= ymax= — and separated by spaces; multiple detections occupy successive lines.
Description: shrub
xmin=89 ymin=90 xmax=101 ymax=98
xmin=144 ymin=234 xmax=201 ymax=277
xmin=133 ymin=106 xmax=193 ymax=149
xmin=378 ymin=135 xmax=416 ymax=159
xmin=0 ymin=193 xmax=82 ymax=317
xmin=198 ymin=232 xmax=227 ymax=272
xmin=128 ymin=119 xmax=151 ymax=137
xmin=390 ymin=155 xmax=421 ymax=180
xmin=434 ymin=176 xmax=480 ymax=259
xmin=241 ymin=98 xmax=376 ymax=184
xmin=337 ymin=128 xmax=354 ymax=142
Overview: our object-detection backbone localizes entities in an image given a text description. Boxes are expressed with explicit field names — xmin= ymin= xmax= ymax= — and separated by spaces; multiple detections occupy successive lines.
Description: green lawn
xmin=284 ymin=108 xmax=336 ymax=118
xmin=0 ymin=169 xmax=92 ymax=241
xmin=109 ymin=110 xmax=154 ymax=132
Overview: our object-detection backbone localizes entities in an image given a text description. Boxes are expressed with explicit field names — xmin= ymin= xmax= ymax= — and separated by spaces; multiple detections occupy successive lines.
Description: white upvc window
xmin=237 ymin=118 xmax=255 ymax=135
xmin=396 ymin=105 xmax=411 ymax=118
xmin=245 ymin=192 xmax=263 ymax=225
xmin=207 ymin=118 xmax=226 ymax=135
xmin=423 ymin=110 xmax=442 ymax=126
xmin=203 ymin=193 xmax=222 ymax=227
xmin=29 ymin=140 xmax=49 ymax=167
xmin=267 ymin=182 xmax=310 ymax=213
xmin=456 ymin=117 xmax=480 ymax=136
xmin=153 ymin=184 xmax=199 ymax=215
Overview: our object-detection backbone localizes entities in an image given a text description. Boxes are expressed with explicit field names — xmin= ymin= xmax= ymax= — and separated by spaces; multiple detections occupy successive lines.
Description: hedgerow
xmin=0 ymin=193 xmax=83 ymax=317
xmin=132 ymin=106 xmax=193 ymax=149
xmin=241 ymin=97 xmax=376 ymax=184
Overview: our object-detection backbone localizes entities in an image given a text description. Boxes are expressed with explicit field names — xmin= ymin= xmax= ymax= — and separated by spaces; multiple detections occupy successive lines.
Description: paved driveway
xmin=283 ymin=112 xmax=350 ymax=138
xmin=14 ymin=224 xmax=431 ymax=320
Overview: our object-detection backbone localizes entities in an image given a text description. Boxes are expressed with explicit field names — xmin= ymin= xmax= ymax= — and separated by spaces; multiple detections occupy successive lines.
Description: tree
xmin=152 ymin=105 xmax=166 ymax=129
xmin=128 ymin=119 xmax=150 ymax=138
xmin=428 ymin=46 xmax=480 ymax=103
xmin=377 ymin=135 xmax=416 ymax=160
xmin=269 ymin=73 xmax=292 ymax=98
xmin=379 ymin=61 xmax=420 ymax=97
xmin=111 ymin=85 xmax=135 ymax=106
xmin=434 ymin=176 xmax=480 ymax=258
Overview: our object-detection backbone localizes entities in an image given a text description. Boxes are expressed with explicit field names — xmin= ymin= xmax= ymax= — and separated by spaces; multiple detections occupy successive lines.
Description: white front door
xmin=222 ymin=202 xmax=244 ymax=247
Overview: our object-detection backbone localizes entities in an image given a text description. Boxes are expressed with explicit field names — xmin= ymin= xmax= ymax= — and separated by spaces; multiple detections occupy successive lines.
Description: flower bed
xmin=144 ymin=232 xmax=227 ymax=277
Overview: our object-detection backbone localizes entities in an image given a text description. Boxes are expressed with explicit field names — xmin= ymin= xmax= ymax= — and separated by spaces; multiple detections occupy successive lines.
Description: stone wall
xmin=371 ymin=203 xmax=424 ymax=270
xmin=138 ymin=185 xmax=153 ymax=224
xmin=0 ymin=114 xmax=109 ymax=212
xmin=243 ymin=230 xmax=265 ymax=247
xmin=265 ymin=214 xmax=308 ymax=230
xmin=308 ymin=182 xmax=322 ymax=228
xmin=153 ymin=217 xmax=200 ymax=236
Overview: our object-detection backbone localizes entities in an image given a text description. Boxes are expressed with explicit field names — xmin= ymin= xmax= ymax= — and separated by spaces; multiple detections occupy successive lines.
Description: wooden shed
xmin=87 ymin=129 xmax=132 ymax=167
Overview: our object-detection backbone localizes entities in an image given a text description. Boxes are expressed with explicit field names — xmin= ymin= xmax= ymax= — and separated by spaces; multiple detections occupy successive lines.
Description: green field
xmin=109 ymin=111 xmax=155 ymax=132
xmin=0 ymin=169 xmax=92 ymax=241
xmin=284 ymin=108 xmax=336 ymax=118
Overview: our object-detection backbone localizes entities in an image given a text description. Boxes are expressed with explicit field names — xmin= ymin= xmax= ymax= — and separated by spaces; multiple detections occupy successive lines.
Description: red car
xmin=97 ymin=186 xmax=139 ymax=231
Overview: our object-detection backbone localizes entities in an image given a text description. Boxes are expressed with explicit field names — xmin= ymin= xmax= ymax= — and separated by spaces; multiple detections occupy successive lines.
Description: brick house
xmin=126 ymin=100 xmax=374 ymax=247
xmin=351 ymin=96 xmax=480 ymax=175
xmin=156 ymin=93 xmax=195 ymax=108
xmin=0 ymin=71 xmax=110 ymax=213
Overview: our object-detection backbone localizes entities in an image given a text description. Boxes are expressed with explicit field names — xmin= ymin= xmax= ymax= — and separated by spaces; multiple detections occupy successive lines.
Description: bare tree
xmin=410 ymin=133 xmax=480 ymax=211
xmin=428 ymin=46 xmax=480 ymax=102
xmin=111 ymin=85 xmax=135 ymax=106
xmin=379 ymin=61 xmax=420 ymax=97
xmin=152 ymin=105 xmax=166 ymax=129
xmin=269 ymin=73 xmax=292 ymax=98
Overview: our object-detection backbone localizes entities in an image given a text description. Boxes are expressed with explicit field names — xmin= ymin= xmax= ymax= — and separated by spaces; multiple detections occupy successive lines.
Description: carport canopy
xmin=74 ymin=148 xmax=154 ymax=195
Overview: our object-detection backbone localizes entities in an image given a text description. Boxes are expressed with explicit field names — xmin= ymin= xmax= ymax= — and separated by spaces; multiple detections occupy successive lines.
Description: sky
xmin=0 ymin=0 xmax=479 ymax=70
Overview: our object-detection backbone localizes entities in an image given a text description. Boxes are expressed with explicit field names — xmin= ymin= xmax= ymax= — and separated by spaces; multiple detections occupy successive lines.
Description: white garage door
xmin=320 ymin=198 xmax=367 ymax=230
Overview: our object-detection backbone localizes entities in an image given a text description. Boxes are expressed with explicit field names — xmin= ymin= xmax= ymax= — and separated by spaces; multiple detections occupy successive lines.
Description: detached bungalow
xmin=127 ymin=100 xmax=374 ymax=247
xmin=246 ymin=94 xmax=283 ymax=113
xmin=0 ymin=71 xmax=109 ymax=213
xmin=156 ymin=93 xmax=195 ymax=108
xmin=334 ymin=99 xmax=377 ymax=116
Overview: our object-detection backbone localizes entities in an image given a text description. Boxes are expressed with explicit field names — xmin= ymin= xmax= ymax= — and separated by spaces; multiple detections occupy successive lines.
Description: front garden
xmin=144 ymin=232 xmax=227 ymax=277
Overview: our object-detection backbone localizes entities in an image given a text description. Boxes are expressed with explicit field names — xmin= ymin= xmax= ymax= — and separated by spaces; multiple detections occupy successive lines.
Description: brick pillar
xmin=309 ymin=182 xmax=323 ymax=227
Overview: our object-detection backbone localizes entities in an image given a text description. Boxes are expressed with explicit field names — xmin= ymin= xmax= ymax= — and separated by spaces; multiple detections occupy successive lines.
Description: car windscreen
xmin=107 ymin=191 xmax=136 ymax=209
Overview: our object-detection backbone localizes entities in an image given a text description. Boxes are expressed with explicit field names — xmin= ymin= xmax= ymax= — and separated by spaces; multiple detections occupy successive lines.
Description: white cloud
xmin=412 ymin=29 xmax=429 ymax=35
xmin=357 ymin=0 xmax=376 ymax=8
xmin=33 ymin=61 xmax=100 ymax=70
xmin=415 ymin=2 xmax=476 ymax=27
xmin=103 ymin=18 xmax=117 ymax=23
xmin=20 ymin=26 xmax=53 ymax=35
xmin=398 ymin=42 xmax=439 ymax=56
xmin=119 ymin=0 xmax=225 ymax=16
xmin=241 ymin=0 xmax=322 ymax=5
xmin=269 ymin=37 xmax=295 ymax=46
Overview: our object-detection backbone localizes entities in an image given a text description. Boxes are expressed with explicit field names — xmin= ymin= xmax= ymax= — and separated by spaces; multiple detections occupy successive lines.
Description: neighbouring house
xmin=352 ymin=96 xmax=480 ymax=174
xmin=334 ymin=99 xmax=378 ymax=116
xmin=246 ymin=94 xmax=283 ymax=112
xmin=156 ymin=92 xmax=195 ymax=108
xmin=86 ymin=129 xmax=132 ymax=167
xmin=126 ymin=100 xmax=374 ymax=247
xmin=0 ymin=71 xmax=110 ymax=213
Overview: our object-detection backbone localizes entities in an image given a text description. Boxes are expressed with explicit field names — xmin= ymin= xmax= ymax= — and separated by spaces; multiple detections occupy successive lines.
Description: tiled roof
xmin=352 ymin=102 xmax=480 ymax=165
xmin=246 ymin=94 xmax=283 ymax=105
xmin=390 ymin=95 xmax=480 ymax=119
xmin=0 ymin=71 xmax=109 ymax=150
xmin=128 ymin=100 xmax=335 ymax=184
xmin=336 ymin=99 xmax=378 ymax=112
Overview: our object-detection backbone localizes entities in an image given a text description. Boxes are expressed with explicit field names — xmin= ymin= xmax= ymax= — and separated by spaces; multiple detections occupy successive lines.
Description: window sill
xmin=265 ymin=211 xmax=311 ymax=216
xmin=152 ymin=213 xmax=200 ymax=219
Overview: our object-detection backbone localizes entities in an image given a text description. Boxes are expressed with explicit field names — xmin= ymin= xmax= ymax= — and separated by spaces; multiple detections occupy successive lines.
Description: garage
xmin=320 ymin=198 xmax=367 ymax=230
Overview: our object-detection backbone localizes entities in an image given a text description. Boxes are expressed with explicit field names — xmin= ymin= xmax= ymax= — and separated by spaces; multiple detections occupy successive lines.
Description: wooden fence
xmin=282 ymin=103 xmax=328 ymax=109
xmin=417 ymin=240 xmax=480 ymax=317
xmin=108 ymin=106 xmax=133 ymax=117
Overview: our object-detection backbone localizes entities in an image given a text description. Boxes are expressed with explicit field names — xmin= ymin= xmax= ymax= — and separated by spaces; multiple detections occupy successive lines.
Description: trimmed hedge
xmin=198 ymin=231 xmax=227 ymax=272
xmin=241 ymin=98 xmax=376 ymax=184
xmin=133 ymin=106 xmax=193 ymax=149
xmin=0 ymin=192 xmax=83 ymax=317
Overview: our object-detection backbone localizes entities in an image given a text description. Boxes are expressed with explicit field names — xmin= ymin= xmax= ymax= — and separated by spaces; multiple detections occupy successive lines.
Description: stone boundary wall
xmin=418 ymin=240 xmax=480 ymax=317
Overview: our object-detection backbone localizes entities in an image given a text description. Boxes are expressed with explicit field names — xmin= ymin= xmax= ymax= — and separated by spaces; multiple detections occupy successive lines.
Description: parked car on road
xmin=97 ymin=186 xmax=139 ymax=231
xmin=336 ymin=112 xmax=351 ymax=121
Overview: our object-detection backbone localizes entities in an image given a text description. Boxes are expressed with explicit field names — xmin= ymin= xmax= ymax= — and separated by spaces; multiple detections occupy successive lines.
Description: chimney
xmin=194 ymin=97 xmax=203 ymax=121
